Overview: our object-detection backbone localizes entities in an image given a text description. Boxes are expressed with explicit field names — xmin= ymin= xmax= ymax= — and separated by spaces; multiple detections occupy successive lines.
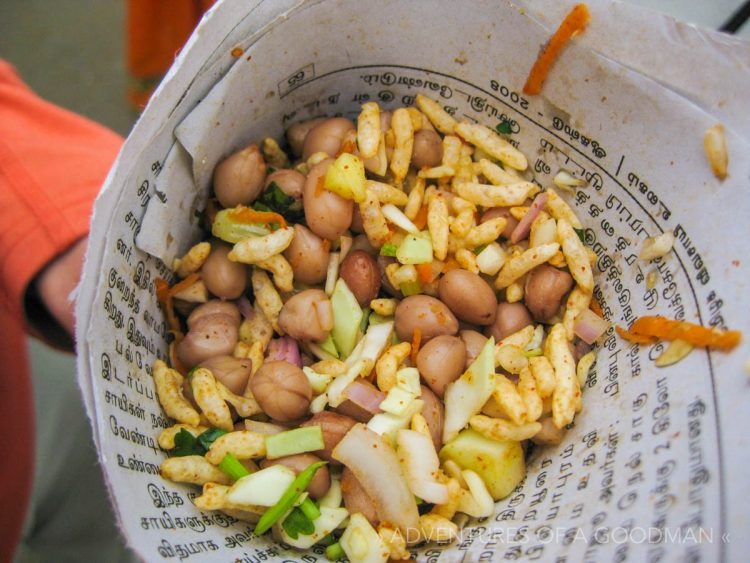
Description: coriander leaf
xmin=253 ymin=181 xmax=304 ymax=223
xmin=197 ymin=428 xmax=227 ymax=451
xmin=379 ymin=243 xmax=398 ymax=257
xmin=171 ymin=428 xmax=203 ymax=457
xmin=282 ymin=507 xmax=315 ymax=539
xmin=574 ymin=228 xmax=586 ymax=244
xmin=473 ymin=244 xmax=487 ymax=254
xmin=496 ymin=120 xmax=513 ymax=135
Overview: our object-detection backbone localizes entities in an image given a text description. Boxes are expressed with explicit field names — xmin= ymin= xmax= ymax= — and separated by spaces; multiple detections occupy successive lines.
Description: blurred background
xmin=0 ymin=0 xmax=747 ymax=561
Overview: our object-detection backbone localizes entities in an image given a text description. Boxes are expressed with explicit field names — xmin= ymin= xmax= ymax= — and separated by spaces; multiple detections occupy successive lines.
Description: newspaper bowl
xmin=76 ymin=0 xmax=750 ymax=560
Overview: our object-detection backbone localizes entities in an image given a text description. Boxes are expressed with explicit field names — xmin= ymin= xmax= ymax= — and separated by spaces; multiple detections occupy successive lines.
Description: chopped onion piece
xmin=639 ymin=231 xmax=675 ymax=261
xmin=328 ymin=360 xmax=367 ymax=408
xmin=476 ymin=242 xmax=507 ymax=276
xmin=332 ymin=424 xmax=420 ymax=535
xmin=460 ymin=469 xmax=494 ymax=518
xmin=345 ymin=379 xmax=386 ymax=415
xmin=340 ymin=513 xmax=390 ymax=563
xmin=267 ymin=337 xmax=302 ymax=367
xmin=310 ymin=393 xmax=328 ymax=413
xmin=382 ymin=204 xmax=419 ymax=233
xmin=553 ymin=170 xmax=586 ymax=189
xmin=396 ymin=429 xmax=448 ymax=504
xmin=339 ymin=235 xmax=353 ymax=263
xmin=574 ymin=308 xmax=610 ymax=345
xmin=345 ymin=321 xmax=394 ymax=377
xmin=510 ymin=191 xmax=548 ymax=244
xmin=236 ymin=295 xmax=254 ymax=320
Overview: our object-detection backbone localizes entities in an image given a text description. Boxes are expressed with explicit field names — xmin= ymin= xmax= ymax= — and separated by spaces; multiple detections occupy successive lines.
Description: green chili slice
xmin=218 ymin=453 xmax=250 ymax=481
xmin=254 ymin=461 xmax=327 ymax=535
xmin=325 ymin=542 xmax=346 ymax=560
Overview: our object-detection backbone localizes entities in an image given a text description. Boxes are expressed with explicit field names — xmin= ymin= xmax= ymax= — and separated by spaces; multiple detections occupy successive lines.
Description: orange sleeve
xmin=0 ymin=59 xmax=123 ymax=330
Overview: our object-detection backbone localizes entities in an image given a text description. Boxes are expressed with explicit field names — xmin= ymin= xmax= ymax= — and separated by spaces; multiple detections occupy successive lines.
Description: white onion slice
xmin=574 ymin=308 xmax=610 ymax=345
xmin=382 ymin=204 xmax=419 ymax=233
xmin=333 ymin=424 xmax=420 ymax=535
xmin=396 ymin=429 xmax=448 ymax=504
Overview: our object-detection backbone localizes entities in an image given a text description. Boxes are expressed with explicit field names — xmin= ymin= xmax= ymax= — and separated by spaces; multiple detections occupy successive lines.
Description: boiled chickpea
xmin=302 ymin=117 xmax=355 ymax=161
xmin=176 ymin=313 xmax=239 ymax=368
xmin=284 ymin=224 xmax=330 ymax=285
xmin=377 ymin=255 xmax=403 ymax=298
xmin=460 ymin=330 xmax=488 ymax=368
xmin=486 ymin=301 xmax=533 ymax=341
xmin=264 ymin=169 xmax=305 ymax=200
xmin=201 ymin=242 xmax=247 ymax=300
xmin=286 ymin=118 xmax=325 ymax=157
xmin=411 ymin=129 xmax=443 ymax=169
xmin=303 ymin=159 xmax=353 ymax=240
xmin=198 ymin=355 xmax=253 ymax=395
xmin=416 ymin=335 xmax=466 ymax=398
xmin=437 ymin=269 xmax=497 ymax=326
xmin=249 ymin=360 xmax=312 ymax=421
xmin=186 ymin=300 xmax=241 ymax=328
xmin=394 ymin=295 xmax=459 ymax=342
xmin=481 ymin=207 xmax=517 ymax=239
xmin=339 ymin=250 xmax=381 ymax=307
xmin=341 ymin=468 xmax=379 ymax=527
xmin=278 ymin=289 xmax=333 ymax=342
xmin=524 ymin=264 xmax=574 ymax=321
xmin=212 ymin=143 xmax=266 ymax=208
xmin=420 ymin=385 xmax=445 ymax=448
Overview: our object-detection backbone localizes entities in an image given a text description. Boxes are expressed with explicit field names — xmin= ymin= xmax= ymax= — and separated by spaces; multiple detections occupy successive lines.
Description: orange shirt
xmin=0 ymin=60 xmax=122 ymax=560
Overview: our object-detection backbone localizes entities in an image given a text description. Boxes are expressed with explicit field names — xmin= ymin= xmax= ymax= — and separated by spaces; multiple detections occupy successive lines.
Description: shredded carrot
xmin=168 ymin=338 xmax=188 ymax=375
xmin=415 ymin=263 xmax=434 ymax=284
xmin=411 ymin=328 xmax=422 ymax=364
xmin=442 ymin=257 xmax=461 ymax=273
xmin=228 ymin=206 xmax=286 ymax=228
xmin=626 ymin=316 xmax=741 ymax=351
xmin=412 ymin=205 xmax=429 ymax=230
xmin=616 ymin=325 xmax=658 ymax=345
xmin=336 ymin=139 xmax=357 ymax=156
xmin=315 ymin=175 xmax=326 ymax=197
xmin=155 ymin=273 xmax=201 ymax=334
xmin=589 ymin=297 xmax=603 ymax=318
xmin=523 ymin=3 xmax=591 ymax=96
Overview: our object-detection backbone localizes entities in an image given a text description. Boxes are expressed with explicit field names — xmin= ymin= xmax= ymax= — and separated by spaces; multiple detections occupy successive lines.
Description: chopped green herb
xmin=197 ymin=428 xmax=227 ymax=451
xmin=473 ymin=244 xmax=487 ymax=255
xmin=282 ymin=506 xmax=315 ymax=539
xmin=325 ymin=542 xmax=346 ymax=561
xmin=218 ymin=453 xmax=250 ymax=481
xmin=171 ymin=428 xmax=203 ymax=457
xmin=379 ymin=243 xmax=398 ymax=257
xmin=299 ymin=497 xmax=321 ymax=521
xmin=574 ymin=227 xmax=586 ymax=244
xmin=495 ymin=120 xmax=513 ymax=135
xmin=254 ymin=461 xmax=327 ymax=535
xmin=253 ymin=181 xmax=304 ymax=223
